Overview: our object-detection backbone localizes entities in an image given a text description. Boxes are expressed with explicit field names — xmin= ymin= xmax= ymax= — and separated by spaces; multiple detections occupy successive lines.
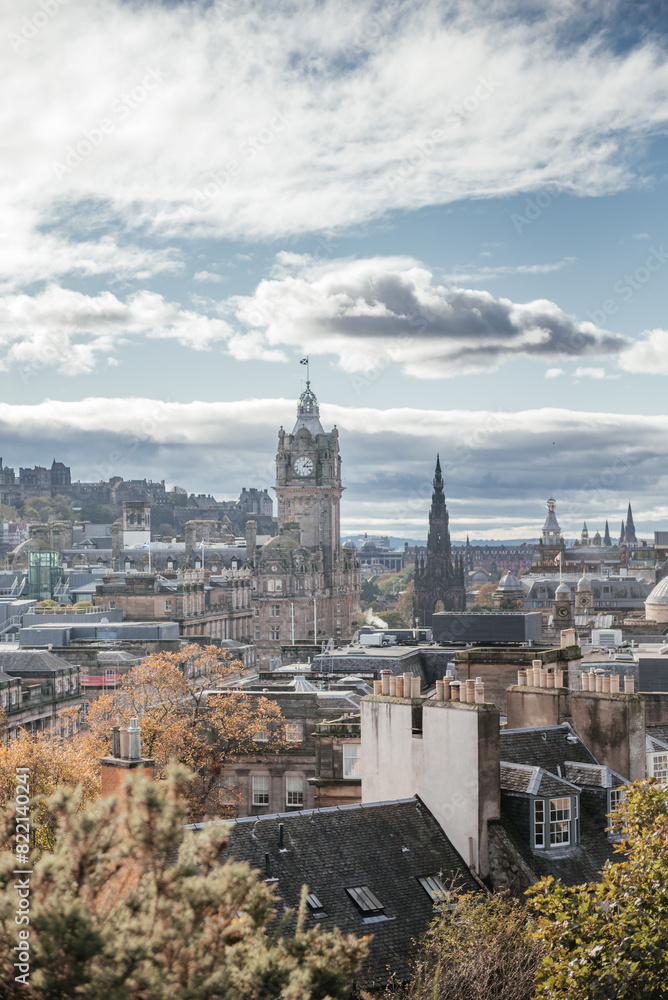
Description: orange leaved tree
xmin=0 ymin=645 xmax=285 ymax=846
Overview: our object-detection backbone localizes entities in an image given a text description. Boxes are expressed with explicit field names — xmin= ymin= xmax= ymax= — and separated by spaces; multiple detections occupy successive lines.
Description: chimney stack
xmin=99 ymin=719 xmax=155 ymax=797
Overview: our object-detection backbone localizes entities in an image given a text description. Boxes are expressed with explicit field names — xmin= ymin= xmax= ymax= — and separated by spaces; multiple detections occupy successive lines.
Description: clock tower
xmin=275 ymin=381 xmax=342 ymax=583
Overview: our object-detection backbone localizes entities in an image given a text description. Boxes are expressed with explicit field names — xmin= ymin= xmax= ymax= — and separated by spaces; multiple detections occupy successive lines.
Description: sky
xmin=1 ymin=0 xmax=667 ymax=541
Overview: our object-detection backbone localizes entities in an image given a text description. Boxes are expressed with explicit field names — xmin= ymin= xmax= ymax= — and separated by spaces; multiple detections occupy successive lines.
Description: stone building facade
xmin=250 ymin=382 xmax=360 ymax=665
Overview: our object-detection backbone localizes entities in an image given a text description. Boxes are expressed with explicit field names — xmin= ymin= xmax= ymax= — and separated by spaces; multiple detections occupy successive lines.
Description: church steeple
xmin=619 ymin=520 xmax=626 ymax=546
xmin=625 ymin=502 xmax=637 ymax=545
xmin=603 ymin=520 xmax=611 ymax=547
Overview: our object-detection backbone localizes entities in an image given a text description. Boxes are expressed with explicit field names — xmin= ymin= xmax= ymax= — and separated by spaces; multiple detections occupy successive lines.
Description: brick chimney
xmin=99 ymin=717 xmax=155 ymax=796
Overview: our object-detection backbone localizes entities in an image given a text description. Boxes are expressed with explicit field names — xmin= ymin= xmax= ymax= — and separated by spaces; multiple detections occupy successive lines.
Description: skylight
xmin=345 ymin=886 xmax=384 ymax=915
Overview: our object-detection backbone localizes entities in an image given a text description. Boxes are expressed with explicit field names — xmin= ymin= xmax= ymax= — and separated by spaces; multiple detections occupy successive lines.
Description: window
xmin=167 ymin=558 xmax=175 ymax=570
xmin=306 ymin=892 xmax=324 ymax=911
xmin=254 ymin=626 xmax=261 ymax=641
xmin=253 ymin=728 xmax=268 ymax=742
xmin=609 ymin=787 xmax=627 ymax=812
xmin=270 ymin=625 xmax=280 ymax=641
xmin=337 ymin=602 xmax=341 ymax=613
xmin=252 ymin=775 xmax=270 ymax=805
xmin=534 ymin=799 xmax=545 ymax=848
xmin=220 ymin=775 xmax=237 ymax=806
xmin=550 ymin=798 xmax=571 ymax=845
xmin=284 ymin=723 xmax=303 ymax=743
xmin=343 ymin=743 xmax=361 ymax=778
xmin=270 ymin=604 xmax=280 ymax=617
xmin=286 ymin=775 xmax=304 ymax=806
xmin=11 ymin=689 xmax=18 ymax=706
xmin=108 ymin=600 xmax=116 ymax=610
xmin=346 ymin=886 xmax=384 ymax=916
xmin=418 ymin=875 xmax=448 ymax=906
xmin=164 ymin=600 xmax=173 ymax=612
xmin=1 ymin=691 xmax=6 ymax=708
xmin=649 ymin=753 xmax=668 ymax=782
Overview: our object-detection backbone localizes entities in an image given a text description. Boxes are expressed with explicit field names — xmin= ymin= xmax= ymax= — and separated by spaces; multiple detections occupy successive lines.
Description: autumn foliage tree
xmin=87 ymin=644 xmax=287 ymax=820
xmin=528 ymin=780 xmax=668 ymax=999
xmin=0 ymin=645 xmax=286 ymax=843
xmin=0 ymin=766 xmax=366 ymax=1000
xmin=390 ymin=889 xmax=540 ymax=1000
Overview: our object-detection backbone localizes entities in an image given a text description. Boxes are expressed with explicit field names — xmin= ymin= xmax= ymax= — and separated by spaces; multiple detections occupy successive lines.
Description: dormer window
xmin=533 ymin=795 xmax=579 ymax=849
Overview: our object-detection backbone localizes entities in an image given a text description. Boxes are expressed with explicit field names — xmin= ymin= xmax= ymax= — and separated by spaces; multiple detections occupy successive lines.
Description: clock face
xmin=579 ymin=596 xmax=589 ymax=607
xmin=294 ymin=456 xmax=314 ymax=477
xmin=557 ymin=606 xmax=569 ymax=618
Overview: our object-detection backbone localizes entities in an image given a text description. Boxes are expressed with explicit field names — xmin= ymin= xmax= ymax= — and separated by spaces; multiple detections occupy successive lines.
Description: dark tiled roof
xmin=500 ymin=763 xmax=537 ymax=794
xmin=490 ymin=796 xmax=620 ymax=893
xmin=646 ymin=724 xmax=668 ymax=747
xmin=500 ymin=763 xmax=579 ymax=798
xmin=219 ymin=798 xmax=479 ymax=986
xmin=500 ymin=723 xmax=598 ymax=771
xmin=563 ymin=762 xmax=627 ymax=789
xmin=0 ymin=650 xmax=76 ymax=675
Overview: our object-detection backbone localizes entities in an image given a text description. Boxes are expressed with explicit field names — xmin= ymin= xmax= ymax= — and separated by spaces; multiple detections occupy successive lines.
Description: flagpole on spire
xmin=300 ymin=356 xmax=310 ymax=386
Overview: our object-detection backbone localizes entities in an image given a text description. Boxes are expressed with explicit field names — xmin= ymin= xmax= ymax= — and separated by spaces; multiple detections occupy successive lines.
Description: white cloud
xmin=544 ymin=368 xmax=565 ymax=378
xmin=442 ymin=257 xmax=576 ymax=282
xmin=223 ymin=254 xmax=629 ymax=378
xmin=573 ymin=367 xmax=618 ymax=379
xmin=632 ymin=232 xmax=651 ymax=240
xmin=619 ymin=329 xmax=668 ymax=375
xmin=2 ymin=0 xmax=668 ymax=287
xmin=193 ymin=270 xmax=223 ymax=284
xmin=0 ymin=285 xmax=234 ymax=376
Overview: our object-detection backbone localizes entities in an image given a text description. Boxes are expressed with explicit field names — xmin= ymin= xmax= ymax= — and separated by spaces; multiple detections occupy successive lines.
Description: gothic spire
xmin=625 ymin=502 xmax=637 ymax=545
xmin=433 ymin=453 xmax=444 ymax=492
xmin=619 ymin=520 xmax=626 ymax=546
xmin=603 ymin=520 xmax=611 ymax=546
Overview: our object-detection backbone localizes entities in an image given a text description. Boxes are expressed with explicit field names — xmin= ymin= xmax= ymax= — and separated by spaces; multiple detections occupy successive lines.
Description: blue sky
xmin=1 ymin=0 xmax=667 ymax=540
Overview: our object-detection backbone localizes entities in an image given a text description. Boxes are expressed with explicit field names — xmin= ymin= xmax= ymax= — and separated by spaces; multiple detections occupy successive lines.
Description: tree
xmin=393 ymin=889 xmax=539 ymax=1000
xmin=0 ymin=766 xmax=366 ymax=1000
xmin=20 ymin=494 xmax=74 ymax=522
xmin=0 ymin=503 xmax=20 ymax=520
xmin=86 ymin=645 xmax=287 ymax=821
xmin=528 ymin=780 xmax=668 ymax=999
xmin=0 ymin=710 xmax=102 ymax=853
xmin=78 ymin=502 xmax=118 ymax=523
xmin=395 ymin=580 xmax=415 ymax=624
xmin=474 ymin=583 xmax=497 ymax=609
xmin=379 ymin=610 xmax=409 ymax=629
xmin=360 ymin=578 xmax=380 ymax=610
xmin=0 ymin=646 xmax=288 ymax=842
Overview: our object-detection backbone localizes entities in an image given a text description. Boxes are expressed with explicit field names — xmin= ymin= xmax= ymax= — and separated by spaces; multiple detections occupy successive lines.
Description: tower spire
xmin=433 ymin=453 xmax=444 ymax=491
xmin=625 ymin=502 xmax=637 ymax=545
xmin=603 ymin=520 xmax=611 ymax=546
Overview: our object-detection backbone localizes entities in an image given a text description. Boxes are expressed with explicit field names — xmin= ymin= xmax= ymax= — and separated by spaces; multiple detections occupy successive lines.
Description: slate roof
xmin=490 ymin=797 xmax=619 ymax=891
xmin=0 ymin=650 xmax=77 ymax=675
xmin=563 ymin=761 xmax=627 ymax=789
xmin=500 ymin=723 xmax=598 ymax=771
xmin=500 ymin=762 xmax=579 ymax=798
xmin=216 ymin=798 xmax=480 ymax=986
xmin=646 ymin=724 xmax=668 ymax=747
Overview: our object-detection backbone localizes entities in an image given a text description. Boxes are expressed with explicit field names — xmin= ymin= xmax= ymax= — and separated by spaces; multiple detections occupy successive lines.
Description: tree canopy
xmin=0 ymin=645 xmax=287 ymax=845
xmin=528 ymin=780 xmax=668 ymax=999
xmin=392 ymin=888 xmax=539 ymax=1000
xmin=0 ymin=766 xmax=366 ymax=1000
